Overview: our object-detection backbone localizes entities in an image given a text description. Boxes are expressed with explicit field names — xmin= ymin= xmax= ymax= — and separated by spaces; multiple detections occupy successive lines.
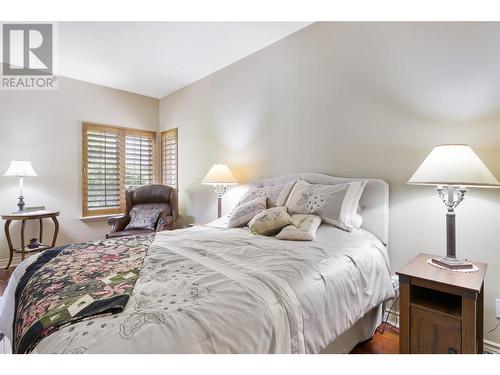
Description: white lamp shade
xmin=202 ymin=164 xmax=238 ymax=185
xmin=3 ymin=161 xmax=38 ymax=177
xmin=408 ymin=144 xmax=500 ymax=188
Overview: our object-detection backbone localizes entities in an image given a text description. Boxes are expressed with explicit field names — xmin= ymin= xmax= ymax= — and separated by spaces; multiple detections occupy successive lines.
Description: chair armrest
xmin=156 ymin=215 xmax=176 ymax=232
xmin=107 ymin=215 xmax=130 ymax=233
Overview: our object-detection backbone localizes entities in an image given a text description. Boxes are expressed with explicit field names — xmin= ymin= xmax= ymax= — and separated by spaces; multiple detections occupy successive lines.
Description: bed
xmin=0 ymin=173 xmax=395 ymax=354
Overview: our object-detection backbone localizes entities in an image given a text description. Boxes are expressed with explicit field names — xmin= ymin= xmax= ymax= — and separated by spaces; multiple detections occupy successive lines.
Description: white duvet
xmin=0 ymin=221 xmax=394 ymax=354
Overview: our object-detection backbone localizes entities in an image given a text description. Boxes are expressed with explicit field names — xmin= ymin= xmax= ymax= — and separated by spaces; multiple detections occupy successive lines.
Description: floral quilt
xmin=14 ymin=234 xmax=154 ymax=354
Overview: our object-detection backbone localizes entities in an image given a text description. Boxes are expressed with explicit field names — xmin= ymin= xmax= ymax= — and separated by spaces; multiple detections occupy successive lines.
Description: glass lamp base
xmin=431 ymin=256 xmax=473 ymax=270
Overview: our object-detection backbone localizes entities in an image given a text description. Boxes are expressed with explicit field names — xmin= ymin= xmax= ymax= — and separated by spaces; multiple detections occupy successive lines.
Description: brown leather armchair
xmin=106 ymin=184 xmax=178 ymax=238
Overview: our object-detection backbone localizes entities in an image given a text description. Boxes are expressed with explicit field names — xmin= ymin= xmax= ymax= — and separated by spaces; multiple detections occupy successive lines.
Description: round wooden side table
xmin=1 ymin=210 xmax=60 ymax=270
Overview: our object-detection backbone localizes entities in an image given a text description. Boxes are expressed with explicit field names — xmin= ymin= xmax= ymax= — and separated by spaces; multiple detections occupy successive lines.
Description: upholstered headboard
xmin=250 ymin=173 xmax=389 ymax=246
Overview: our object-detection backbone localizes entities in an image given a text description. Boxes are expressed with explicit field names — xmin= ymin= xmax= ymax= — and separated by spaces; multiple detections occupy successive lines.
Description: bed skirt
xmin=320 ymin=304 xmax=383 ymax=354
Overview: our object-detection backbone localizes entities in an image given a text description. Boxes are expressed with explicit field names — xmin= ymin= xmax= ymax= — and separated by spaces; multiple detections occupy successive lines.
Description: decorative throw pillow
xmin=125 ymin=208 xmax=162 ymax=230
xmin=285 ymin=179 xmax=367 ymax=231
xmin=236 ymin=180 xmax=297 ymax=208
xmin=248 ymin=207 xmax=293 ymax=236
xmin=276 ymin=214 xmax=322 ymax=241
xmin=228 ymin=196 xmax=267 ymax=228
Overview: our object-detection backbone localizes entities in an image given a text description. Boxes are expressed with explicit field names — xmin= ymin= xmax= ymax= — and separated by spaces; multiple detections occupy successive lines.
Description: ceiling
xmin=56 ymin=22 xmax=311 ymax=98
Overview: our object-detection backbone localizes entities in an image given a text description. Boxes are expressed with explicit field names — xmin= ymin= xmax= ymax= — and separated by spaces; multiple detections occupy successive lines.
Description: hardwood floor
xmin=350 ymin=323 xmax=399 ymax=354
xmin=0 ymin=267 xmax=400 ymax=354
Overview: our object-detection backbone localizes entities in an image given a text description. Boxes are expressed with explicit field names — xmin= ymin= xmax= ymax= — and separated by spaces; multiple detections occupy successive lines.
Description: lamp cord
xmin=487 ymin=322 xmax=500 ymax=334
xmin=378 ymin=296 xmax=399 ymax=334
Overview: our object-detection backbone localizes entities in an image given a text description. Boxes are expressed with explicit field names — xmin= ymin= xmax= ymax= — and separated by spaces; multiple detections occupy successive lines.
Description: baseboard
xmin=0 ymin=256 xmax=23 ymax=269
xmin=384 ymin=308 xmax=500 ymax=354
xmin=483 ymin=340 xmax=500 ymax=354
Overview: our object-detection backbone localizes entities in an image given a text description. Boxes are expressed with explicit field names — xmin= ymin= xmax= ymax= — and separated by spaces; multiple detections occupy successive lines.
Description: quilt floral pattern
xmin=14 ymin=234 xmax=154 ymax=353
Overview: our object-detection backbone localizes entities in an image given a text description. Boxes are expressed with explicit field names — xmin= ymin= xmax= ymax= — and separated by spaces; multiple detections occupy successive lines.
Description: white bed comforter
xmin=0 ymin=222 xmax=394 ymax=354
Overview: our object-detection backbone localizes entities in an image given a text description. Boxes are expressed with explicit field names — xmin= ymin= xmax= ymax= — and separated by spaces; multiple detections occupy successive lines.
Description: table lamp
xmin=3 ymin=160 xmax=38 ymax=212
xmin=408 ymin=144 xmax=499 ymax=270
xmin=202 ymin=164 xmax=238 ymax=218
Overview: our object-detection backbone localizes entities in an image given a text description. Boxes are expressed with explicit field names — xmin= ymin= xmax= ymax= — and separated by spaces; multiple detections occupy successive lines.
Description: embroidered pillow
xmin=276 ymin=214 xmax=322 ymax=241
xmin=236 ymin=180 xmax=297 ymax=208
xmin=248 ymin=207 xmax=293 ymax=236
xmin=285 ymin=179 xmax=366 ymax=231
xmin=125 ymin=208 xmax=162 ymax=230
xmin=228 ymin=196 xmax=267 ymax=228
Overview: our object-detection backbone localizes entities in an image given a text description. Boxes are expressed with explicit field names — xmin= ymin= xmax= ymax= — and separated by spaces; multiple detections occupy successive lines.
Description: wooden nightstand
xmin=396 ymin=253 xmax=487 ymax=354
xmin=2 ymin=210 xmax=60 ymax=270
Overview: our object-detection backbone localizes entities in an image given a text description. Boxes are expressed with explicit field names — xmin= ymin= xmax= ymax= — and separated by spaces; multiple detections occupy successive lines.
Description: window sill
xmin=79 ymin=214 xmax=117 ymax=222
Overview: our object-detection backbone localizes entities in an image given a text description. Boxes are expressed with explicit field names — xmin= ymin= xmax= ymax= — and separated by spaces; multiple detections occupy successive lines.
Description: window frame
xmin=160 ymin=128 xmax=178 ymax=190
xmin=82 ymin=122 xmax=158 ymax=218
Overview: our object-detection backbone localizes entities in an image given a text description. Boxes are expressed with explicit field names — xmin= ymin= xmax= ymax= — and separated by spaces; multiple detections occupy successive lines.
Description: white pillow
xmin=228 ymin=196 xmax=267 ymax=228
xmin=236 ymin=180 xmax=297 ymax=208
xmin=248 ymin=207 xmax=293 ymax=236
xmin=285 ymin=179 xmax=366 ymax=231
xmin=276 ymin=214 xmax=322 ymax=241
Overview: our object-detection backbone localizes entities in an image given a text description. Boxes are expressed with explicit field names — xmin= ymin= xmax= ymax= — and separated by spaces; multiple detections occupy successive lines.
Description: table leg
xmin=39 ymin=218 xmax=43 ymax=243
xmin=51 ymin=215 xmax=59 ymax=248
xmin=462 ymin=290 xmax=478 ymax=354
xmin=4 ymin=220 xmax=13 ymax=270
xmin=21 ymin=220 xmax=26 ymax=261
xmin=399 ymin=275 xmax=410 ymax=353
xmin=477 ymin=283 xmax=484 ymax=354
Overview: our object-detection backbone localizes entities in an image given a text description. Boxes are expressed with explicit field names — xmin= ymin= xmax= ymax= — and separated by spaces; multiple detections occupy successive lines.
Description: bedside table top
xmin=396 ymin=253 xmax=487 ymax=293
xmin=1 ymin=210 xmax=60 ymax=220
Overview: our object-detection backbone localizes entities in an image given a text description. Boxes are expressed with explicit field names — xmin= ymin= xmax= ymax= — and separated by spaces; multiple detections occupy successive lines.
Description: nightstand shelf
xmin=410 ymin=285 xmax=462 ymax=319
xmin=397 ymin=253 xmax=487 ymax=354
xmin=13 ymin=244 xmax=52 ymax=254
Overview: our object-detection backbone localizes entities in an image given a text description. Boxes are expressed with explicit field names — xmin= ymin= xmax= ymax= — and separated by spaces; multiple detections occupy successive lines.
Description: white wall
xmin=159 ymin=22 xmax=500 ymax=343
xmin=0 ymin=77 xmax=159 ymax=264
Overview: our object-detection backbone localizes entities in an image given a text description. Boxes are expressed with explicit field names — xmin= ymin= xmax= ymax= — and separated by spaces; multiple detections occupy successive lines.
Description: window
xmin=82 ymin=123 xmax=157 ymax=217
xmin=125 ymin=134 xmax=155 ymax=189
xmin=161 ymin=128 xmax=178 ymax=189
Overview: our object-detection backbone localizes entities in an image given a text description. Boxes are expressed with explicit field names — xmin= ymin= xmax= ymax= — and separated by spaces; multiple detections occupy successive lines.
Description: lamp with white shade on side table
xmin=202 ymin=164 xmax=238 ymax=219
xmin=408 ymin=144 xmax=500 ymax=270
xmin=3 ymin=160 xmax=38 ymax=212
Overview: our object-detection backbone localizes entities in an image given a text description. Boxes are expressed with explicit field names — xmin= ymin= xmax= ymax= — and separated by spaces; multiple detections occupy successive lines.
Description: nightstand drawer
xmin=410 ymin=305 xmax=461 ymax=354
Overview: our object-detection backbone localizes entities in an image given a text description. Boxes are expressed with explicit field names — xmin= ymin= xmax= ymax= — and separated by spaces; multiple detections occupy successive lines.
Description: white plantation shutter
xmin=84 ymin=128 xmax=121 ymax=215
xmin=161 ymin=128 xmax=178 ymax=189
xmin=125 ymin=135 xmax=154 ymax=189
xmin=82 ymin=123 xmax=157 ymax=217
